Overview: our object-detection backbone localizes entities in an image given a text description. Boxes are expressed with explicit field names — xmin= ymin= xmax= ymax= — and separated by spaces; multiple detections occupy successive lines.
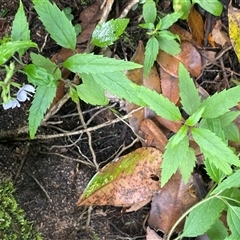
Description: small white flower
xmin=17 ymin=84 xmax=35 ymax=102
xmin=3 ymin=99 xmax=20 ymax=110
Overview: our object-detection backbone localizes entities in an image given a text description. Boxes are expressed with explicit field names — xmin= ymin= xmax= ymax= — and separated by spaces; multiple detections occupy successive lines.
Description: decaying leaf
xmin=77 ymin=147 xmax=162 ymax=211
xmin=211 ymin=20 xmax=230 ymax=47
xmin=146 ymin=227 xmax=162 ymax=240
xmin=170 ymin=24 xmax=193 ymax=42
xmin=187 ymin=7 xmax=204 ymax=47
xmin=228 ymin=2 xmax=240 ymax=61
xmin=148 ymin=171 xmax=198 ymax=234
xmin=157 ymin=41 xmax=202 ymax=78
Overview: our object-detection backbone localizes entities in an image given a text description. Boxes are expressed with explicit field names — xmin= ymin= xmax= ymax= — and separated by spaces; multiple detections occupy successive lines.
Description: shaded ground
xmin=1 ymin=0 xmax=239 ymax=239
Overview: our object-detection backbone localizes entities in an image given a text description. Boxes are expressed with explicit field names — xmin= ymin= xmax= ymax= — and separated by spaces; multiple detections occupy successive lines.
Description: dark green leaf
xmin=205 ymin=158 xmax=225 ymax=183
xmin=77 ymin=73 xmax=108 ymax=105
xmin=182 ymin=198 xmax=225 ymax=237
xmin=63 ymin=53 xmax=142 ymax=74
xmin=143 ymin=0 xmax=156 ymax=24
xmin=32 ymin=0 xmax=76 ymax=50
xmin=143 ymin=37 xmax=159 ymax=77
xmin=92 ymin=19 xmax=129 ymax=47
xmin=29 ymin=85 xmax=57 ymax=138
xmin=178 ymin=63 xmax=201 ymax=115
xmin=200 ymin=86 xmax=240 ymax=119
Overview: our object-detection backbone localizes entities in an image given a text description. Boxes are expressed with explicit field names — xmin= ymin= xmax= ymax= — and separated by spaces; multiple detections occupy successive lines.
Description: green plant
xmin=0 ymin=180 xmax=42 ymax=240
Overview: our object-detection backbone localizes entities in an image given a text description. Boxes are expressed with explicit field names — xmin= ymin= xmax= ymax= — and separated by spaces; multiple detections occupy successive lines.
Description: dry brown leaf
xmin=155 ymin=116 xmax=182 ymax=133
xmin=148 ymin=171 xmax=198 ymax=234
xmin=211 ymin=20 xmax=231 ymax=47
xmin=170 ymin=24 xmax=193 ymax=42
xmin=126 ymin=41 xmax=161 ymax=135
xmin=187 ymin=7 xmax=204 ymax=47
xmin=140 ymin=119 xmax=168 ymax=152
xmin=146 ymin=227 xmax=162 ymax=240
xmin=77 ymin=147 xmax=162 ymax=211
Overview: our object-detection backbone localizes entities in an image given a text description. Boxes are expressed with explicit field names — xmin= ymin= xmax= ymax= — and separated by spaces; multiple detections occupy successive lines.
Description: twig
xmin=120 ymin=0 xmax=139 ymax=18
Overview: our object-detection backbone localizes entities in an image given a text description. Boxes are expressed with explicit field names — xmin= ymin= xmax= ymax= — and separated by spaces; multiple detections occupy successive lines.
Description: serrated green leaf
xmin=185 ymin=107 xmax=205 ymax=126
xmin=168 ymin=125 xmax=187 ymax=148
xmin=138 ymin=86 xmax=182 ymax=121
xmin=223 ymin=122 xmax=240 ymax=142
xmin=158 ymin=30 xmax=180 ymax=41
xmin=173 ymin=0 xmax=191 ymax=20
xmin=192 ymin=0 xmax=223 ymax=16
xmin=139 ymin=22 xmax=155 ymax=30
xmin=32 ymin=0 xmax=76 ymax=50
xmin=143 ymin=37 xmax=159 ymax=77
xmin=211 ymin=169 xmax=240 ymax=195
xmin=11 ymin=0 xmax=30 ymax=55
xmin=179 ymin=63 xmax=201 ymax=115
xmin=143 ymin=0 xmax=156 ymax=24
xmin=77 ymin=73 xmax=108 ymax=105
xmin=200 ymin=86 xmax=240 ymax=118
xmin=192 ymin=128 xmax=240 ymax=174
xmin=205 ymin=158 xmax=225 ymax=183
xmin=63 ymin=53 xmax=142 ymax=74
xmin=206 ymin=219 xmax=229 ymax=240
xmin=69 ymin=87 xmax=79 ymax=103
xmin=182 ymin=198 xmax=225 ymax=237
xmin=92 ymin=18 xmax=129 ymax=47
xmin=156 ymin=35 xmax=181 ymax=56
xmin=161 ymin=131 xmax=189 ymax=186
xmin=24 ymin=64 xmax=58 ymax=86
xmin=0 ymin=41 xmax=37 ymax=65
xmin=30 ymin=52 xmax=61 ymax=80
xmin=219 ymin=111 xmax=240 ymax=128
xmin=160 ymin=11 xmax=183 ymax=30
xmin=29 ymin=85 xmax=57 ymax=138
xmin=227 ymin=205 xmax=240 ymax=236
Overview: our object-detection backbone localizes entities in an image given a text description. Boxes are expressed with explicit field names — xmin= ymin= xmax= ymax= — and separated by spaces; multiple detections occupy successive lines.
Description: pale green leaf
xmin=69 ymin=87 xmax=79 ymax=103
xmin=139 ymin=22 xmax=155 ymax=30
xmin=223 ymin=122 xmax=240 ymax=142
xmin=77 ymin=73 xmax=108 ymax=105
xmin=11 ymin=0 xmax=30 ymax=55
xmin=168 ymin=125 xmax=187 ymax=148
xmin=173 ymin=0 xmax=191 ymax=20
xmin=138 ymin=86 xmax=182 ymax=121
xmin=227 ymin=205 xmax=240 ymax=236
xmin=92 ymin=19 xmax=129 ymax=47
xmin=191 ymin=128 xmax=240 ymax=174
xmin=192 ymin=0 xmax=223 ymax=16
xmin=211 ymin=169 xmax=240 ymax=195
xmin=224 ymin=233 xmax=240 ymax=240
xmin=63 ymin=53 xmax=142 ymax=74
xmin=205 ymin=118 xmax=225 ymax=139
xmin=143 ymin=0 xmax=156 ymax=24
xmin=219 ymin=111 xmax=240 ymax=128
xmin=206 ymin=219 xmax=229 ymax=240
xmin=143 ymin=37 xmax=159 ymax=77
xmin=178 ymin=63 xmax=201 ymax=115
xmin=182 ymin=198 xmax=225 ymax=237
xmin=156 ymin=35 xmax=181 ymax=56
xmin=185 ymin=107 xmax=205 ymax=126
xmin=24 ymin=64 xmax=58 ymax=86
xmin=30 ymin=52 xmax=61 ymax=80
xmin=200 ymin=87 xmax=240 ymax=119
xmin=32 ymin=0 xmax=76 ymax=50
xmin=158 ymin=30 xmax=180 ymax=41
xmin=205 ymin=158 xmax=225 ymax=183
xmin=160 ymin=11 xmax=183 ymax=30
xmin=29 ymin=85 xmax=57 ymax=138
xmin=161 ymin=132 xmax=189 ymax=186
xmin=0 ymin=41 xmax=37 ymax=65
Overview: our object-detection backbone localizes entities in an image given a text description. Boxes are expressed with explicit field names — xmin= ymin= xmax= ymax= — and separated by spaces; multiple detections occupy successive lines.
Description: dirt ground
xmin=0 ymin=0 xmax=239 ymax=239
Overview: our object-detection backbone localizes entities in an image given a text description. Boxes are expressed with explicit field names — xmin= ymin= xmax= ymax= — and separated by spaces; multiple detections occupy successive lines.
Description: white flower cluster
xmin=3 ymin=84 xmax=35 ymax=110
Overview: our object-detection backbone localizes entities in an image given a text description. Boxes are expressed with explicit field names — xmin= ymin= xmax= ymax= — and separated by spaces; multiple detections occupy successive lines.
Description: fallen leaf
xmin=187 ymin=7 xmax=204 ymax=47
xmin=146 ymin=227 xmax=162 ymax=240
xmin=169 ymin=24 xmax=193 ymax=42
xmin=228 ymin=2 xmax=240 ymax=61
xmin=77 ymin=147 xmax=162 ymax=211
xmin=155 ymin=116 xmax=182 ymax=133
xmin=140 ymin=119 xmax=168 ymax=152
xmin=157 ymin=41 xmax=202 ymax=78
xmin=148 ymin=171 xmax=198 ymax=234
xmin=211 ymin=20 xmax=230 ymax=47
